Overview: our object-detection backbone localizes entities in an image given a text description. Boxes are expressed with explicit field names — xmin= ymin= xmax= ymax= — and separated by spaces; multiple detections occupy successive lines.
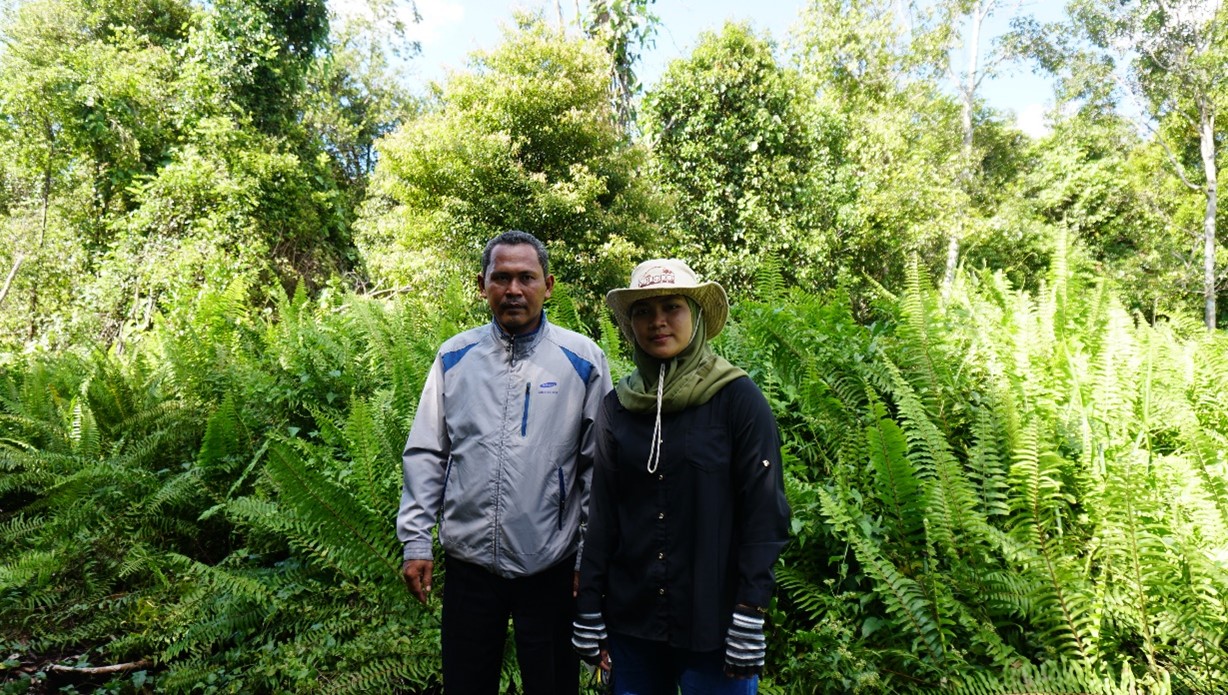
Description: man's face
xmin=478 ymin=243 xmax=554 ymax=335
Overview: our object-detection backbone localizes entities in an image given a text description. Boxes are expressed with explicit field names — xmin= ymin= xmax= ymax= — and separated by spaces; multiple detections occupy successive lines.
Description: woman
xmin=573 ymin=259 xmax=791 ymax=694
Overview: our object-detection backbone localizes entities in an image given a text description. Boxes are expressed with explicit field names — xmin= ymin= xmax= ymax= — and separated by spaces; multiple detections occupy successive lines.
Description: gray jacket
xmin=397 ymin=314 xmax=611 ymax=578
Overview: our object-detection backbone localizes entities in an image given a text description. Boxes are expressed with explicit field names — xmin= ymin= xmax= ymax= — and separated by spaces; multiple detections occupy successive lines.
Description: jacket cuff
xmin=403 ymin=541 xmax=433 ymax=562
xmin=735 ymin=586 xmax=772 ymax=611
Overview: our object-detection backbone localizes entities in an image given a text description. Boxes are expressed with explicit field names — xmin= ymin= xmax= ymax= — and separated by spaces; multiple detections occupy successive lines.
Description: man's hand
xmin=598 ymin=649 xmax=611 ymax=674
xmin=401 ymin=559 xmax=434 ymax=604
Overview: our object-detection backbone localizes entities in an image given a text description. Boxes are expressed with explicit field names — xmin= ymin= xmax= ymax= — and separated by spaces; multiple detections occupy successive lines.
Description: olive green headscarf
xmin=614 ymin=299 xmax=746 ymax=414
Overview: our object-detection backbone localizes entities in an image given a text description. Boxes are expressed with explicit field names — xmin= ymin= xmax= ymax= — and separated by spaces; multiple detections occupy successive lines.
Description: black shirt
xmin=576 ymin=377 xmax=791 ymax=652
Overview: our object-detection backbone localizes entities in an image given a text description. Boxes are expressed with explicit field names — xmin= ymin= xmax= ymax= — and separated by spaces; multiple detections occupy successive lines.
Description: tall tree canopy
xmin=356 ymin=13 xmax=664 ymax=320
xmin=643 ymin=22 xmax=836 ymax=297
xmin=1066 ymin=0 xmax=1228 ymax=327
xmin=0 ymin=0 xmax=393 ymax=351
xmin=793 ymin=0 xmax=968 ymax=302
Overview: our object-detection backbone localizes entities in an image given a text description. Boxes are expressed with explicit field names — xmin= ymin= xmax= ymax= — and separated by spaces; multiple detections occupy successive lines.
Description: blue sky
xmin=358 ymin=0 xmax=1067 ymax=137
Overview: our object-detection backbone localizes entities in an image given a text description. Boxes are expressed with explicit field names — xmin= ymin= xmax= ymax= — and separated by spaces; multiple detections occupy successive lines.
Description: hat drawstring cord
xmin=646 ymin=363 xmax=664 ymax=474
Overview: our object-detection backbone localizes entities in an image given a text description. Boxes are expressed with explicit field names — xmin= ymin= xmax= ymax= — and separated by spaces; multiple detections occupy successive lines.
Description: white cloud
xmin=329 ymin=0 xmax=463 ymax=47
xmin=1015 ymin=102 xmax=1050 ymax=139
xmin=404 ymin=0 xmax=465 ymax=49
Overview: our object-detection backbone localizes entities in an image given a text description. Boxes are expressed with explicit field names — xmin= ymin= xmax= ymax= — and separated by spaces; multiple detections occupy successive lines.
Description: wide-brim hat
xmin=606 ymin=259 xmax=729 ymax=341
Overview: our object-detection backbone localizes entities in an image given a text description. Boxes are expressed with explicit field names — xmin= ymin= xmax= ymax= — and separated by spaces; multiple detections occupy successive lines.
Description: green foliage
xmin=0 ymin=0 xmax=190 ymax=347
xmin=5 ymin=237 xmax=1228 ymax=692
xmin=723 ymin=252 xmax=1228 ymax=691
xmin=0 ymin=349 xmax=208 ymax=658
xmin=0 ymin=0 xmax=367 ymax=354
xmin=356 ymin=13 xmax=666 ymax=322
xmin=0 ymin=284 xmax=464 ymax=691
xmin=192 ymin=0 xmax=330 ymax=136
xmin=1063 ymin=0 xmax=1228 ymax=328
xmin=304 ymin=1 xmax=419 ymax=204
xmin=792 ymin=0 xmax=971 ymax=309
xmin=584 ymin=0 xmax=658 ymax=130
xmin=643 ymin=22 xmax=837 ymax=298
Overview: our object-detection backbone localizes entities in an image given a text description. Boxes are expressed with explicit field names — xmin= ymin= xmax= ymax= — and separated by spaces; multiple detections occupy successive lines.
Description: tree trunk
xmin=2 ymin=121 xmax=54 ymax=309
xmin=944 ymin=0 xmax=986 ymax=291
xmin=0 ymin=252 xmax=25 ymax=307
xmin=1201 ymin=107 xmax=1218 ymax=329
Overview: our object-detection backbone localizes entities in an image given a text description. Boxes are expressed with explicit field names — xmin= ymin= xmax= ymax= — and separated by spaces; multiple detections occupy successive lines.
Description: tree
xmin=0 ymin=0 xmax=189 ymax=345
xmin=0 ymin=0 xmax=380 ymax=352
xmin=585 ymin=0 xmax=657 ymax=132
xmin=305 ymin=0 xmax=419 ymax=205
xmin=188 ymin=0 xmax=330 ymax=137
xmin=938 ymin=0 xmax=1028 ymax=289
xmin=1066 ymin=0 xmax=1228 ymax=329
xmin=642 ymin=22 xmax=835 ymax=296
xmin=793 ymin=0 xmax=967 ymax=303
xmin=355 ymin=13 xmax=664 ymax=322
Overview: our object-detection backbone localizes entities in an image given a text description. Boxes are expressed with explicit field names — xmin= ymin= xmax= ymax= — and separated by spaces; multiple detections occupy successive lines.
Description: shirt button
xmin=658 ymin=552 xmax=665 ymax=560
xmin=658 ymin=512 xmax=665 ymax=520
xmin=658 ymin=474 xmax=664 ymax=481
xmin=658 ymin=588 xmax=666 ymax=595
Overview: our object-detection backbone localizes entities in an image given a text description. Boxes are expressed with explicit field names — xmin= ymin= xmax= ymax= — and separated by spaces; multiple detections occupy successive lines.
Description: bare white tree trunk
xmin=0 ymin=124 xmax=53 ymax=309
xmin=944 ymin=0 xmax=988 ymax=291
xmin=0 ymin=252 xmax=25 ymax=307
xmin=1201 ymin=107 xmax=1218 ymax=329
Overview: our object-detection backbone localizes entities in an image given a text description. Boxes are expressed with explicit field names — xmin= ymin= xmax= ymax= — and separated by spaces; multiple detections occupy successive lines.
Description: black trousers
xmin=441 ymin=554 xmax=579 ymax=695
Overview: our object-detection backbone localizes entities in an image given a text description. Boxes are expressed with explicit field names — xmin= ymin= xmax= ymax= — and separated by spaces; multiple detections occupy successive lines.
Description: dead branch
xmin=47 ymin=659 xmax=151 ymax=675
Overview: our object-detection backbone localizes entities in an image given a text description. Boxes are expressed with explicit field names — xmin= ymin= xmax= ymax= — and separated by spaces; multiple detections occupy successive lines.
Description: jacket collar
xmin=490 ymin=310 xmax=549 ymax=359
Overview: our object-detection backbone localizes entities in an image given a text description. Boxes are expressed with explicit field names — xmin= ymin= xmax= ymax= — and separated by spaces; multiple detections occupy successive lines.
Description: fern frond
xmin=545 ymin=281 xmax=587 ymax=334
xmin=967 ymin=406 xmax=1011 ymax=519
xmin=854 ymin=534 xmax=948 ymax=666
xmin=238 ymin=442 xmax=401 ymax=586
xmin=881 ymin=355 xmax=983 ymax=556
xmin=775 ymin=565 xmax=831 ymax=626
xmin=343 ymin=398 xmax=399 ymax=519
xmin=864 ymin=397 xmax=924 ymax=547
xmin=1008 ymin=425 xmax=1097 ymax=664
xmin=753 ymin=253 xmax=786 ymax=302
xmin=950 ymin=658 xmax=1118 ymax=694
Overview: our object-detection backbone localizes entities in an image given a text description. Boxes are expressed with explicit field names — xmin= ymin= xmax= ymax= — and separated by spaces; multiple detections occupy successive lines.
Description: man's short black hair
xmin=481 ymin=230 xmax=549 ymax=276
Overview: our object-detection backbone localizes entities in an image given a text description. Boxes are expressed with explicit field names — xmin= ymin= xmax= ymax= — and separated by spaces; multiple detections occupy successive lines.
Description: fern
xmin=753 ymin=253 xmax=787 ymax=302
xmin=880 ymin=355 xmax=982 ymax=556
xmin=864 ymin=397 xmax=925 ymax=547
xmin=894 ymin=257 xmax=956 ymax=429
xmin=234 ymin=441 xmax=401 ymax=587
xmin=819 ymin=486 xmax=948 ymax=671
xmin=951 ymin=658 xmax=1119 ymax=694
xmin=967 ymin=406 xmax=1011 ymax=519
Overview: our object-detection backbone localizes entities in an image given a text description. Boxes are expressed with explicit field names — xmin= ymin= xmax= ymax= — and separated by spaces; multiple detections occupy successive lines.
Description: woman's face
xmin=630 ymin=294 xmax=694 ymax=360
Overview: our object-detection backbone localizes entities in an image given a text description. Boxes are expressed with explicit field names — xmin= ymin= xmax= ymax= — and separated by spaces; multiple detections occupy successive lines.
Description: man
xmin=398 ymin=230 xmax=611 ymax=695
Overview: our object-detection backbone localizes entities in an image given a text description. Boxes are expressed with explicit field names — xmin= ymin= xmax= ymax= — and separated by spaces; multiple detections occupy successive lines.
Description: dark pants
xmin=607 ymin=633 xmax=758 ymax=695
xmin=441 ymin=554 xmax=579 ymax=695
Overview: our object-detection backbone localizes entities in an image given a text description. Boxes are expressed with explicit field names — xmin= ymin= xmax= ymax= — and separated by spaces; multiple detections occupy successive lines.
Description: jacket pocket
xmin=684 ymin=426 xmax=730 ymax=473
xmin=438 ymin=456 xmax=455 ymax=542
